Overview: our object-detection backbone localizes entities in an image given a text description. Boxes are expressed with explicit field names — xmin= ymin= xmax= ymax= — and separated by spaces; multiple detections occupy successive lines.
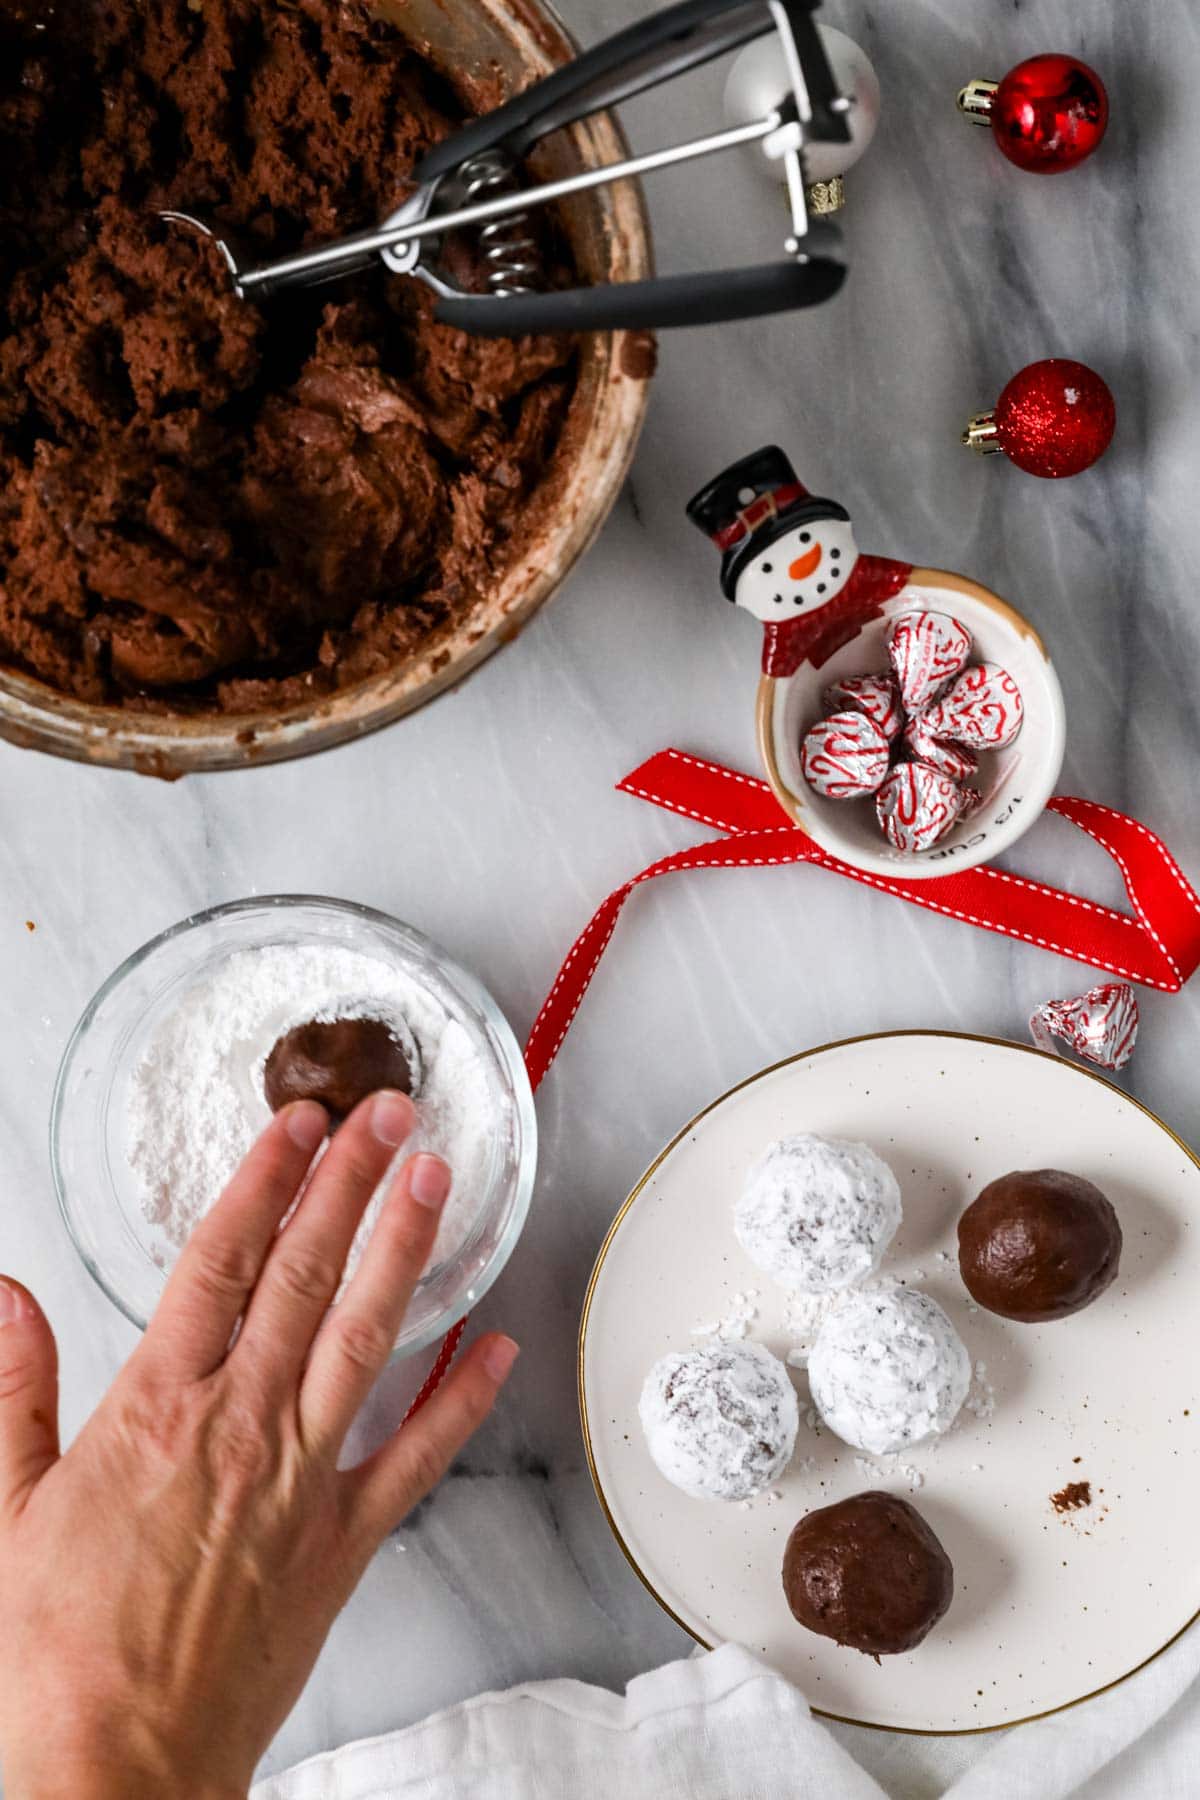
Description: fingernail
xmin=285 ymin=1100 xmax=329 ymax=1152
xmin=409 ymin=1153 xmax=451 ymax=1211
xmin=482 ymin=1335 xmax=520 ymax=1383
xmin=0 ymin=1280 xmax=35 ymax=1328
xmin=372 ymin=1089 xmax=415 ymax=1148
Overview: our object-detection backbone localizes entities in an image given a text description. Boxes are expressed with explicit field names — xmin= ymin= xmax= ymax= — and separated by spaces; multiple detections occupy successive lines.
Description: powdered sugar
xmin=735 ymin=1134 xmax=901 ymax=1292
xmin=126 ymin=941 xmax=499 ymax=1271
xmin=808 ymin=1286 xmax=971 ymax=1455
xmin=853 ymin=1453 xmax=926 ymax=1492
xmin=783 ymin=1282 xmax=872 ymax=1369
xmin=638 ymin=1341 xmax=799 ymax=1501
xmin=691 ymin=1288 xmax=760 ymax=1342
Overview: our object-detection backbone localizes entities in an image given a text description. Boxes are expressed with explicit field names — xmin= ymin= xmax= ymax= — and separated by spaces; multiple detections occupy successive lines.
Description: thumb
xmin=0 ymin=1278 xmax=60 ymax=1515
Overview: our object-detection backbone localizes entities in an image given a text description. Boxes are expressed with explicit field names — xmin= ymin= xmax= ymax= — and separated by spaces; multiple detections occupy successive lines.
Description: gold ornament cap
xmin=957 ymin=77 xmax=999 ymax=123
xmin=962 ymin=409 xmax=1002 ymax=455
xmin=805 ymin=174 xmax=846 ymax=215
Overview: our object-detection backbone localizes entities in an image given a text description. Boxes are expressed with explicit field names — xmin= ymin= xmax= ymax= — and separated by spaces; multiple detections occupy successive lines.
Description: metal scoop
xmin=162 ymin=0 xmax=851 ymax=336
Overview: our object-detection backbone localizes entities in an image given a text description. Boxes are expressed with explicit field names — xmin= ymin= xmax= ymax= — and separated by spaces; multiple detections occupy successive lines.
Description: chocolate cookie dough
xmin=782 ymin=1490 xmax=954 ymax=1657
xmin=957 ymin=1169 xmax=1121 ymax=1323
xmin=0 ymin=0 xmax=576 ymax=711
xmin=264 ymin=1016 xmax=417 ymax=1120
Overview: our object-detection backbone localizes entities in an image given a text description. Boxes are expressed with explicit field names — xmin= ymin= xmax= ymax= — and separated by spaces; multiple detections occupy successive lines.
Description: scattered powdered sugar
xmin=853 ymin=1454 xmax=926 ymax=1493
xmin=784 ymin=1281 xmax=882 ymax=1369
xmin=638 ymin=1341 xmax=799 ymax=1501
xmin=692 ymin=1288 xmax=760 ymax=1342
xmin=963 ymin=1363 xmax=997 ymax=1423
xmin=126 ymin=942 xmax=500 ymax=1272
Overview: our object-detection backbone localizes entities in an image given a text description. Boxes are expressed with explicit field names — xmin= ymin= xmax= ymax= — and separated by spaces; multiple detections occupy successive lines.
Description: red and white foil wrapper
xmin=887 ymin=611 xmax=972 ymax=714
xmin=875 ymin=761 xmax=965 ymax=852
xmin=923 ymin=661 xmax=1024 ymax=749
xmin=801 ymin=710 xmax=892 ymax=799
xmin=1029 ymin=982 xmax=1139 ymax=1072
xmin=902 ymin=711 xmax=979 ymax=781
xmin=822 ymin=673 xmax=904 ymax=742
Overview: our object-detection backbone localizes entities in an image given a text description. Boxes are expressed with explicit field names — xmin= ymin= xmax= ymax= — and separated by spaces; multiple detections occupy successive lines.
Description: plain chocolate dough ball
xmin=957 ymin=1169 xmax=1121 ymax=1323
xmin=264 ymin=1017 xmax=415 ymax=1121
xmin=782 ymin=1491 xmax=954 ymax=1657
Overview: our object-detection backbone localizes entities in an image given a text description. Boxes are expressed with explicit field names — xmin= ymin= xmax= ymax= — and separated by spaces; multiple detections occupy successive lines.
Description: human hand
xmin=0 ymin=1092 xmax=518 ymax=1799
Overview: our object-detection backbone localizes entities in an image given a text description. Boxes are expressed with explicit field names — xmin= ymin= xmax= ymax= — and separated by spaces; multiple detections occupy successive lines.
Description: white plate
xmin=579 ymin=1032 xmax=1200 ymax=1734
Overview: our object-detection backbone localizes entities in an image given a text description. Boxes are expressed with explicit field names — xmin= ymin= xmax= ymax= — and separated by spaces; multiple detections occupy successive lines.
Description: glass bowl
xmin=51 ymin=896 xmax=536 ymax=1360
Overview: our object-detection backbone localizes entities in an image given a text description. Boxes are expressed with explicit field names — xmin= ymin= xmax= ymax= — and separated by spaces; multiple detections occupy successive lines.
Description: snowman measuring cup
xmin=164 ymin=0 xmax=852 ymax=336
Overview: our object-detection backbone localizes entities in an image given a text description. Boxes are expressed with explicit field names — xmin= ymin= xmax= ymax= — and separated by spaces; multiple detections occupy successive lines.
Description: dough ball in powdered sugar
xmin=808 ymin=1287 xmax=970 ymax=1455
xmin=735 ymin=1134 xmax=902 ymax=1292
xmin=638 ymin=1341 xmax=799 ymax=1501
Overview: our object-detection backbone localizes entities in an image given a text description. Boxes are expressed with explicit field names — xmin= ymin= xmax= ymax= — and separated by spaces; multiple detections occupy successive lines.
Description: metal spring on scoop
xmin=458 ymin=148 xmax=540 ymax=295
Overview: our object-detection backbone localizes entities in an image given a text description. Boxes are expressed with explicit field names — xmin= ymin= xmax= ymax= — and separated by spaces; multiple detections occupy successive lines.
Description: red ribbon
xmin=526 ymin=748 xmax=1200 ymax=1085
xmin=413 ymin=749 xmax=1200 ymax=1414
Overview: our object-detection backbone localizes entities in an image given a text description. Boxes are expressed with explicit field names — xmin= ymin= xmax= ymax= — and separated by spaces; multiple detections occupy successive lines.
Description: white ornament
xmin=724 ymin=23 xmax=881 ymax=188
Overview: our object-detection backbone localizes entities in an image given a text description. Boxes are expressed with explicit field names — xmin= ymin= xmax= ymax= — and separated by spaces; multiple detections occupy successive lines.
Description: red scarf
xmin=759 ymin=553 xmax=913 ymax=677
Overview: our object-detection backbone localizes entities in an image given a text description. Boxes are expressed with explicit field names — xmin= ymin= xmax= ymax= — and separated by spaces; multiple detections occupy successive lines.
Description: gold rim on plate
xmin=577 ymin=1028 xmax=1200 ymax=1737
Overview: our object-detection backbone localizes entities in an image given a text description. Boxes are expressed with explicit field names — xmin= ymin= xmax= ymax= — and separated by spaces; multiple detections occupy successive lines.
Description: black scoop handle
xmin=419 ymin=0 xmax=806 ymax=181
xmin=433 ymin=254 xmax=845 ymax=337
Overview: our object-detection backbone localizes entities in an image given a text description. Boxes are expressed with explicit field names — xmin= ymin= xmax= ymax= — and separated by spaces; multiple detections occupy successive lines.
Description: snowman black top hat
xmin=686 ymin=446 xmax=849 ymax=601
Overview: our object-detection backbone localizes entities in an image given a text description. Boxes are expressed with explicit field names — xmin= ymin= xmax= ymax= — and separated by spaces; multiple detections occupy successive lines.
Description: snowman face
xmin=733 ymin=516 xmax=858 ymax=622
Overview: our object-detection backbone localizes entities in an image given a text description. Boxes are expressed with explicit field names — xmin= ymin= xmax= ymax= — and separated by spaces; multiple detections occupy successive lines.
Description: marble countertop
xmin=2 ymin=1 xmax=1198 ymax=1793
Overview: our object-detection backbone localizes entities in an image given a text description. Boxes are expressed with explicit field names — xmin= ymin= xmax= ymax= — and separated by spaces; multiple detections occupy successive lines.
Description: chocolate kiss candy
xmin=822 ymin=673 xmax=904 ymax=742
xmin=801 ymin=710 xmax=891 ymax=800
xmin=902 ymin=711 xmax=979 ymax=781
xmin=923 ymin=661 xmax=1024 ymax=748
xmin=876 ymin=762 xmax=964 ymax=852
xmin=1029 ymin=982 xmax=1139 ymax=1072
xmin=887 ymin=612 xmax=972 ymax=713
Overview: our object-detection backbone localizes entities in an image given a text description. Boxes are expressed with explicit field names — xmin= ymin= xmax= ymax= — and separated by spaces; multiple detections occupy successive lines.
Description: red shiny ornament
xmin=990 ymin=54 xmax=1108 ymax=174
xmin=966 ymin=358 xmax=1116 ymax=478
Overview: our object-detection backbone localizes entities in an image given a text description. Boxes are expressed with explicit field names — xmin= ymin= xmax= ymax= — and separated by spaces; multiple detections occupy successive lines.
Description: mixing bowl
xmin=51 ymin=896 xmax=537 ymax=1359
xmin=0 ymin=0 xmax=651 ymax=776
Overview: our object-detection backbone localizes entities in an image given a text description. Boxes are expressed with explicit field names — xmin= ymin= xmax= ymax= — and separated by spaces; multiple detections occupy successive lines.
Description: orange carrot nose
xmin=788 ymin=544 xmax=822 ymax=581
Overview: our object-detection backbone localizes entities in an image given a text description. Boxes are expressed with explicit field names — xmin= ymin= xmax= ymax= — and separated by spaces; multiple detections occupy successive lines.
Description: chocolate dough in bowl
xmin=0 ymin=0 xmax=650 ymax=773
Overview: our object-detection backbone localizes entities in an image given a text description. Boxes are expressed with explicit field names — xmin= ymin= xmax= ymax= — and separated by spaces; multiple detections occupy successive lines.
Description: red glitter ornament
xmin=958 ymin=54 xmax=1108 ymax=175
xmin=962 ymin=359 xmax=1116 ymax=478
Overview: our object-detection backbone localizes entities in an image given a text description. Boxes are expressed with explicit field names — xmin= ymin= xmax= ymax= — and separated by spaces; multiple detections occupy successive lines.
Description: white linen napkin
xmin=252 ymin=1644 xmax=882 ymax=1799
xmin=253 ymin=1626 xmax=1200 ymax=1800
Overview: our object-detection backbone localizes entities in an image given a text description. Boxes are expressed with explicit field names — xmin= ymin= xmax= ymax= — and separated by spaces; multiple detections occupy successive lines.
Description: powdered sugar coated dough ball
xmin=808 ymin=1287 xmax=971 ymax=1455
xmin=735 ymin=1134 xmax=902 ymax=1292
xmin=638 ymin=1341 xmax=799 ymax=1501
